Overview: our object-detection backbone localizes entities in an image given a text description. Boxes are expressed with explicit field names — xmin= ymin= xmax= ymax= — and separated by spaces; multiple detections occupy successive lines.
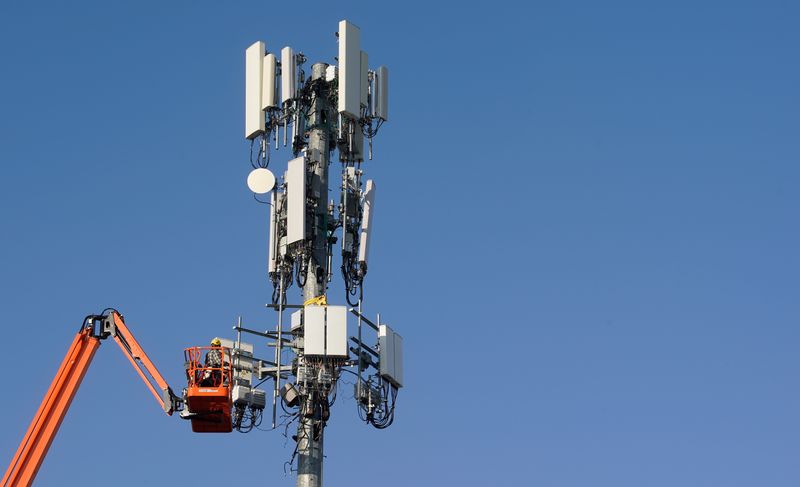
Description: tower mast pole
xmin=297 ymin=61 xmax=332 ymax=487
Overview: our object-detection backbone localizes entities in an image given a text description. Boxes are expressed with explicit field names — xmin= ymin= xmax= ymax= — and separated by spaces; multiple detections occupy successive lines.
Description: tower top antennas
xmin=238 ymin=20 xmax=399 ymax=487
xmin=337 ymin=20 xmax=361 ymax=119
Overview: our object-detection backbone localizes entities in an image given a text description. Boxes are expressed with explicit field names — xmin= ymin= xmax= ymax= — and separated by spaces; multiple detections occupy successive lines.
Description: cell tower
xmin=239 ymin=19 xmax=402 ymax=487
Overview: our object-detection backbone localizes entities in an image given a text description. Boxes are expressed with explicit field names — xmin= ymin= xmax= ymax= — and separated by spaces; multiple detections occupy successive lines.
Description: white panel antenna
xmin=325 ymin=306 xmax=348 ymax=358
xmin=374 ymin=66 xmax=389 ymax=121
xmin=360 ymin=51 xmax=369 ymax=114
xmin=303 ymin=306 xmax=348 ymax=357
xmin=262 ymin=53 xmax=278 ymax=109
xmin=290 ymin=309 xmax=303 ymax=331
xmin=378 ymin=324 xmax=403 ymax=388
xmin=358 ymin=179 xmax=375 ymax=266
xmin=245 ymin=41 xmax=265 ymax=139
xmin=393 ymin=331 xmax=403 ymax=387
xmin=268 ymin=190 xmax=278 ymax=273
xmin=281 ymin=47 xmax=296 ymax=105
xmin=304 ymin=306 xmax=325 ymax=356
xmin=380 ymin=327 xmax=394 ymax=381
xmin=286 ymin=156 xmax=306 ymax=245
xmin=337 ymin=20 xmax=361 ymax=118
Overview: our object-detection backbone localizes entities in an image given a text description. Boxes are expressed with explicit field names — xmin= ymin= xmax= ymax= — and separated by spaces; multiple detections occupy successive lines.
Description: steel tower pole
xmin=297 ymin=62 xmax=331 ymax=487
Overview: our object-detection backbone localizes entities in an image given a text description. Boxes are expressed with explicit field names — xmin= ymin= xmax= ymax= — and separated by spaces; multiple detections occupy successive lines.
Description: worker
xmin=201 ymin=338 xmax=223 ymax=386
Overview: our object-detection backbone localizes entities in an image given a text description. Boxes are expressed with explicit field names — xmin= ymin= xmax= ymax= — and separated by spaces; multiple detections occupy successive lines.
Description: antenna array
xmin=238 ymin=19 xmax=401 ymax=487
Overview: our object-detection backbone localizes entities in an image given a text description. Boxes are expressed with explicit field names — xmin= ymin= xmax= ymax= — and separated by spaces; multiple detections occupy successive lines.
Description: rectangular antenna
xmin=245 ymin=41 xmax=265 ymax=139
xmin=290 ymin=309 xmax=303 ymax=331
xmin=262 ymin=53 xmax=278 ymax=109
xmin=325 ymin=306 xmax=348 ymax=357
xmin=286 ymin=156 xmax=306 ymax=245
xmin=268 ymin=190 xmax=278 ymax=273
xmin=374 ymin=66 xmax=389 ymax=121
xmin=337 ymin=20 xmax=361 ymax=118
xmin=352 ymin=127 xmax=364 ymax=162
xmin=379 ymin=324 xmax=403 ymax=388
xmin=360 ymin=51 xmax=369 ymax=113
xmin=281 ymin=47 xmax=296 ymax=105
xmin=358 ymin=179 xmax=376 ymax=266
xmin=304 ymin=306 xmax=325 ymax=356
xmin=394 ymin=330 xmax=404 ymax=387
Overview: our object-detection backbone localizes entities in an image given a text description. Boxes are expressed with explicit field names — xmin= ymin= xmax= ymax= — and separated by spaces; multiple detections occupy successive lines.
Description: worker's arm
xmin=2 ymin=310 xmax=181 ymax=487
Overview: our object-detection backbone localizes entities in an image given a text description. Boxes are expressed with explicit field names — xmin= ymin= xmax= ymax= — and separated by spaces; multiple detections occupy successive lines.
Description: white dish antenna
xmin=247 ymin=168 xmax=276 ymax=194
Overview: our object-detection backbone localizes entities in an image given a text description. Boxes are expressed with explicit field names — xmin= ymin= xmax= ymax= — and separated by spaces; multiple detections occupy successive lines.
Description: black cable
xmin=346 ymin=285 xmax=359 ymax=307
xmin=296 ymin=258 xmax=307 ymax=287
xmin=249 ymin=139 xmax=259 ymax=169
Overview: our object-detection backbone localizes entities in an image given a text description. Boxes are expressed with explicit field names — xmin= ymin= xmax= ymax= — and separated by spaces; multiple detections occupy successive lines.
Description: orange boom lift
xmin=1 ymin=309 xmax=232 ymax=487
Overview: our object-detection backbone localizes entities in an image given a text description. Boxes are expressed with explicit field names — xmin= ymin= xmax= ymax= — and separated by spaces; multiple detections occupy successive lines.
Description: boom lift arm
xmin=2 ymin=310 xmax=182 ymax=487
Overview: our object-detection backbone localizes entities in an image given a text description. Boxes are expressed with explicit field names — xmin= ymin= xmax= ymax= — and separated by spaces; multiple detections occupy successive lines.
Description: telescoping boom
xmin=1 ymin=310 xmax=182 ymax=487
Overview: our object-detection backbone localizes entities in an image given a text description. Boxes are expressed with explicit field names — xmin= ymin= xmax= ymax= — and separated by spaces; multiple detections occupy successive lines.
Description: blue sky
xmin=1 ymin=1 xmax=798 ymax=486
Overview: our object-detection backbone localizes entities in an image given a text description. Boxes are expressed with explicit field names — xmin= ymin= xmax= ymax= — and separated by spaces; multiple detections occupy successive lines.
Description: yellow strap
xmin=303 ymin=295 xmax=328 ymax=307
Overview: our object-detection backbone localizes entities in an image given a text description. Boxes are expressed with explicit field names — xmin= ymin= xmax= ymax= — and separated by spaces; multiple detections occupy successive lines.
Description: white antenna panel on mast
xmin=262 ymin=53 xmax=278 ymax=109
xmin=379 ymin=324 xmax=403 ymax=388
xmin=281 ymin=47 xmax=296 ymax=105
xmin=268 ymin=191 xmax=279 ymax=273
xmin=326 ymin=306 xmax=348 ymax=357
xmin=374 ymin=66 xmax=389 ymax=121
xmin=358 ymin=179 xmax=375 ymax=266
xmin=360 ymin=51 xmax=369 ymax=111
xmin=337 ymin=20 xmax=361 ymax=118
xmin=245 ymin=41 xmax=265 ymax=139
xmin=303 ymin=305 xmax=348 ymax=357
xmin=304 ymin=306 xmax=325 ymax=356
xmin=286 ymin=156 xmax=306 ymax=245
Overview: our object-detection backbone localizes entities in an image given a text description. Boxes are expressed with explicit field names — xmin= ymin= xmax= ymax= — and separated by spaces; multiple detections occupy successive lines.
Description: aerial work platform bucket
xmin=184 ymin=346 xmax=232 ymax=433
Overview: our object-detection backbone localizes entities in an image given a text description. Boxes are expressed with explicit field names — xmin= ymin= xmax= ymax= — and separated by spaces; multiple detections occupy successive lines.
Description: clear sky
xmin=1 ymin=1 xmax=798 ymax=486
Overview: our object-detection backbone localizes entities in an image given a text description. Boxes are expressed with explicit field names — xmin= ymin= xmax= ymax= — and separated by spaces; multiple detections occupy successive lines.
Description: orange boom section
xmin=1 ymin=328 xmax=100 ymax=487
xmin=2 ymin=310 xmax=182 ymax=487
xmin=184 ymin=346 xmax=233 ymax=432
